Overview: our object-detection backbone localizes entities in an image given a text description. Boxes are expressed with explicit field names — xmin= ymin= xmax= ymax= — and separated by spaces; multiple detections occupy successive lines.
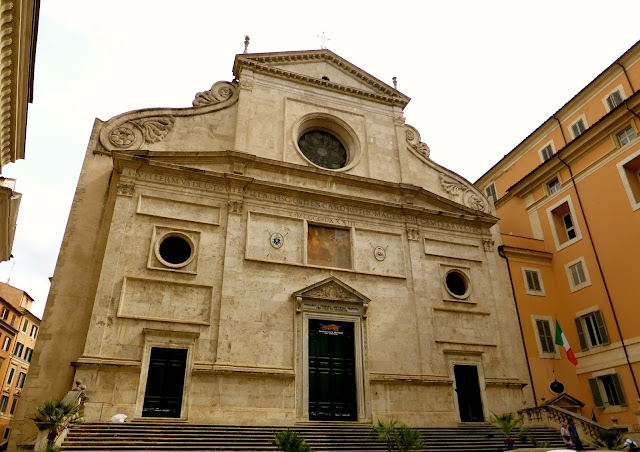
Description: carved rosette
xmin=116 ymin=182 xmax=135 ymax=197
xmin=405 ymin=124 xmax=430 ymax=158
xmin=438 ymin=173 xmax=489 ymax=213
xmin=483 ymin=239 xmax=495 ymax=252
xmin=193 ymin=81 xmax=238 ymax=107
xmin=108 ymin=116 xmax=176 ymax=149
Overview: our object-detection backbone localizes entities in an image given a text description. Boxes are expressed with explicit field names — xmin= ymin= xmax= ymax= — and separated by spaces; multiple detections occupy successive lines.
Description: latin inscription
xmin=302 ymin=301 xmax=362 ymax=314
xmin=137 ymin=172 xmax=482 ymax=234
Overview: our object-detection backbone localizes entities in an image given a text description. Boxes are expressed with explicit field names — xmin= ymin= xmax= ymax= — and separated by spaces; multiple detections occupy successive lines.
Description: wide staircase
xmin=60 ymin=422 xmax=565 ymax=451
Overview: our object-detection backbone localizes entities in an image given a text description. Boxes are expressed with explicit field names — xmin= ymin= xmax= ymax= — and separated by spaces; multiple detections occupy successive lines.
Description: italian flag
xmin=555 ymin=320 xmax=578 ymax=365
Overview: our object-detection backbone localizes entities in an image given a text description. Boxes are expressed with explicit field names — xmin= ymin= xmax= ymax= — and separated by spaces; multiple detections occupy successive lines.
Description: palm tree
xmin=271 ymin=429 xmax=313 ymax=452
xmin=31 ymin=399 xmax=82 ymax=448
xmin=589 ymin=428 xmax=624 ymax=450
xmin=489 ymin=412 xmax=528 ymax=450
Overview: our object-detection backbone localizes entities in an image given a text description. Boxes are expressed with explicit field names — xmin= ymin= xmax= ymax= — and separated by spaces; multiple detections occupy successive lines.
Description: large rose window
xmin=298 ymin=130 xmax=347 ymax=170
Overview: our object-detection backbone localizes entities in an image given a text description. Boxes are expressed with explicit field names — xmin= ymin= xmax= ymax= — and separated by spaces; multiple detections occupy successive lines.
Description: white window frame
xmin=29 ymin=326 xmax=37 ymax=340
xmin=616 ymin=124 xmax=637 ymax=147
xmin=602 ymin=84 xmax=626 ymax=112
xmin=569 ymin=114 xmax=588 ymax=139
xmin=617 ymin=148 xmax=640 ymax=211
xmin=6 ymin=367 xmax=15 ymax=386
xmin=565 ymin=256 xmax=591 ymax=292
xmin=575 ymin=307 xmax=609 ymax=351
xmin=538 ymin=141 xmax=555 ymax=163
xmin=530 ymin=315 xmax=559 ymax=359
xmin=546 ymin=195 xmax=583 ymax=251
xmin=20 ymin=320 xmax=27 ymax=333
xmin=521 ymin=267 xmax=545 ymax=296
xmin=1 ymin=337 xmax=9 ymax=352
xmin=546 ymin=176 xmax=561 ymax=196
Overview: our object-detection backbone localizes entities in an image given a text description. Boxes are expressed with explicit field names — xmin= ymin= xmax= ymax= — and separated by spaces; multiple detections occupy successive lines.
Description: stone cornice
xmin=500 ymin=245 xmax=553 ymax=264
xmin=0 ymin=0 xmax=39 ymax=170
xmin=112 ymin=150 xmax=498 ymax=228
xmin=233 ymin=50 xmax=410 ymax=108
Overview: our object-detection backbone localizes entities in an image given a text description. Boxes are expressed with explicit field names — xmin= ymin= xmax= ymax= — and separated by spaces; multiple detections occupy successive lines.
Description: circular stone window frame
xmin=292 ymin=113 xmax=362 ymax=172
xmin=549 ymin=379 xmax=565 ymax=395
xmin=443 ymin=269 xmax=472 ymax=300
xmin=154 ymin=231 xmax=196 ymax=269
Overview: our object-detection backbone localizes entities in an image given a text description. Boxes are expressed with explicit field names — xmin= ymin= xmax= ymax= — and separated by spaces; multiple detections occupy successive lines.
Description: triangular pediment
xmin=543 ymin=392 xmax=585 ymax=408
xmin=293 ymin=277 xmax=370 ymax=304
xmin=233 ymin=50 xmax=410 ymax=107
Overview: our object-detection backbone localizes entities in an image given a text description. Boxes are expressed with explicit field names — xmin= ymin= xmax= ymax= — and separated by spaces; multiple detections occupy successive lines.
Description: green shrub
xmin=588 ymin=428 xmax=624 ymax=450
xmin=371 ymin=419 xmax=424 ymax=452
xmin=271 ymin=429 xmax=313 ymax=452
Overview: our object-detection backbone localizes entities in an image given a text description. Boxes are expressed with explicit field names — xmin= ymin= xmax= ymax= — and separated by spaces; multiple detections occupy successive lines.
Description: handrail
xmin=520 ymin=404 xmax=612 ymax=440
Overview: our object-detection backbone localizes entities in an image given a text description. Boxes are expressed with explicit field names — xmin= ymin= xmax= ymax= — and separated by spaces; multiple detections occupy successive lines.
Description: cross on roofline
xmin=317 ymin=32 xmax=330 ymax=49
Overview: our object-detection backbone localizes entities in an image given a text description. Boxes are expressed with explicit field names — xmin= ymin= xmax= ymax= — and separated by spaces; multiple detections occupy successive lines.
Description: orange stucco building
xmin=0 ymin=283 xmax=39 ymax=444
xmin=476 ymin=40 xmax=640 ymax=431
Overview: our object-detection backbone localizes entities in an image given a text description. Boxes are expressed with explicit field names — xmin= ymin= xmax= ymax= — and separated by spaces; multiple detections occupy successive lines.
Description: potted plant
xmin=489 ymin=412 xmax=528 ymax=450
xmin=588 ymin=428 xmax=624 ymax=450
xmin=31 ymin=399 xmax=82 ymax=452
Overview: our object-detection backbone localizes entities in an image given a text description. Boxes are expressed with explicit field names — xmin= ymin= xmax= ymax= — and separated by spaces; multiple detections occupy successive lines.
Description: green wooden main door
xmin=142 ymin=347 xmax=187 ymax=418
xmin=308 ymin=319 xmax=357 ymax=421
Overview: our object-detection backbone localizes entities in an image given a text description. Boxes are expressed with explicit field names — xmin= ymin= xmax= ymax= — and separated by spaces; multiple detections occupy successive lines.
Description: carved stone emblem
xmin=406 ymin=228 xmax=419 ymax=241
xmin=116 ymin=182 xmax=135 ymax=197
xmin=373 ymin=246 xmax=386 ymax=261
xmin=110 ymin=126 xmax=135 ymax=147
xmin=439 ymin=173 xmax=465 ymax=197
xmin=404 ymin=124 xmax=430 ymax=159
xmin=130 ymin=116 xmax=176 ymax=144
xmin=307 ymin=282 xmax=358 ymax=301
xmin=438 ymin=173 xmax=489 ymax=213
xmin=228 ymin=200 xmax=243 ymax=214
xmin=193 ymin=81 xmax=239 ymax=107
xmin=483 ymin=239 xmax=495 ymax=252
xmin=270 ymin=233 xmax=284 ymax=249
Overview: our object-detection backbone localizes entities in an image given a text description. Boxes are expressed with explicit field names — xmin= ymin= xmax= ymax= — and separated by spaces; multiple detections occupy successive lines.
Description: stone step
xmin=61 ymin=423 xmax=566 ymax=452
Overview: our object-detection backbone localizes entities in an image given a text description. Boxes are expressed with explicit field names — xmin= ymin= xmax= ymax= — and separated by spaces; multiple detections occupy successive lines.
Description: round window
xmin=298 ymin=130 xmax=347 ymax=169
xmin=292 ymin=113 xmax=361 ymax=172
xmin=155 ymin=232 xmax=195 ymax=268
xmin=549 ymin=380 xmax=565 ymax=394
xmin=445 ymin=270 xmax=471 ymax=299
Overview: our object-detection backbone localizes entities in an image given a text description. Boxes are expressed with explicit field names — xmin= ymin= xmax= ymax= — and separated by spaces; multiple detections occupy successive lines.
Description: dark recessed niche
xmin=158 ymin=235 xmax=192 ymax=266
xmin=445 ymin=271 xmax=468 ymax=297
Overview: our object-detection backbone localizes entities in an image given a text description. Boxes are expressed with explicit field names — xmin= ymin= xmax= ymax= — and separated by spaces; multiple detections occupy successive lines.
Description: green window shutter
xmin=588 ymin=378 xmax=604 ymax=408
xmin=611 ymin=374 xmax=627 ymax=406
xmin=536 ymin=320 xmax=552 ymax=353
xmin=575 ymin=317 xmax=589 ymax=351
xmin=594 ymin=310 xmax=610 ymax=345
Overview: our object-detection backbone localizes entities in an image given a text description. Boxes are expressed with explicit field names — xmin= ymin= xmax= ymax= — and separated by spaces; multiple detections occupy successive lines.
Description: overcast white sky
xmin=2 ymin=1 xmax=639 ymax=316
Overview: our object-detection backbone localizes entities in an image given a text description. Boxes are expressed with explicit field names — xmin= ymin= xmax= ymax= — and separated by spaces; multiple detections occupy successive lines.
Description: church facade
xmin=13 ymin=49 xmax=532 ymax=445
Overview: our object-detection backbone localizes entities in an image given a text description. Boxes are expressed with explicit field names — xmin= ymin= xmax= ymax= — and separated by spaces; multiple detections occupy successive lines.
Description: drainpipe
xmin=616 ymin=62 xmax=635 ymax=93
xmin=556 ymin=153 xmax=640 ymax=399
xmin=498 ymin=245 xmax=538 ymax=406
xmin=552 ymin=116 xmax=568 ymax=146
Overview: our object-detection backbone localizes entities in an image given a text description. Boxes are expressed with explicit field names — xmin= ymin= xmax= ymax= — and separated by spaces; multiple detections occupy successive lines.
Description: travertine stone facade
xmin=13 ymin=50 xmax=532 ymax=446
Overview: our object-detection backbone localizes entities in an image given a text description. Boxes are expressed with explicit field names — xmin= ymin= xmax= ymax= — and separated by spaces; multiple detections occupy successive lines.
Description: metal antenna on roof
xmin=317 ymin=32 xmax=330 ymax=49
xmin=243 ymin=35 xmax=250 ymax=53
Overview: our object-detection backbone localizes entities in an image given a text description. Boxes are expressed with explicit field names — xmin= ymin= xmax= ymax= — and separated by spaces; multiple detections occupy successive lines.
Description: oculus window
xmin=307 ymin=225 xmax=351 ymax=269
xmin=154 ymin=232 xmax=195 ymax=269
xmin=444 ymin=269 xmax=471 ymax=299
xmin=298 ymin=130 xmax=347 ymax=169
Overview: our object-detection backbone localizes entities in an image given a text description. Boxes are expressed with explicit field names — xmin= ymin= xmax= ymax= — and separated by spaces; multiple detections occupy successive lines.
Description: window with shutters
xmin=1 ymin=336 xmax=10 ymax=352
xmin=617 ymin=149 xmax=640 ymax=211
xmin=21 ymin=319 xmax=27 ymax=333
xmin=575 ymin=309 xmax=610 ymax=350
xmin=547 ymin=196 xmax=582 ymax=250
xmin=0 ymin=396 xmax=8 ymax=414
xmin=16 ymin=372 xmax=26 ymax=389
xmin=531 ymin=316 xmax=557 ymax=358
xmin=588 ymin=373 xmax=626 ymax=408
xmin=9 ymin=398 xmax=17 ymax=415
xmin=24 ymin=347 xmax=32 ymax=362
xmin=522 ymin=267 xmax=545 ymax=296
xmin=485 ymin=183 xmax=497 ymax=204
xmin=30 ymin=325 xmax=37 ymax=339
xmin=602 ymin=86 xmax=625 ymax=112
xmin=565 ymin=257 xmax=591 ymax=292
xmin=6 ymin=367 xmax=15 ymax=386
xmin=539 ymin=143 xmax=555 ymax=162
xmin=13 ymin=342 xmax=23 ymax=359
xmin=570 ymin=117 xmax=587 ymax=139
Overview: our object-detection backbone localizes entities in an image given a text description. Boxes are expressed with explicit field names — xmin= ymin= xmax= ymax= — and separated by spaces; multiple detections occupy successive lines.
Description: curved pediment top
xmin=293 ymin=277 xmax=370 ymax=304
xmin=99 ymin=81 xmax=239 ymax=152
